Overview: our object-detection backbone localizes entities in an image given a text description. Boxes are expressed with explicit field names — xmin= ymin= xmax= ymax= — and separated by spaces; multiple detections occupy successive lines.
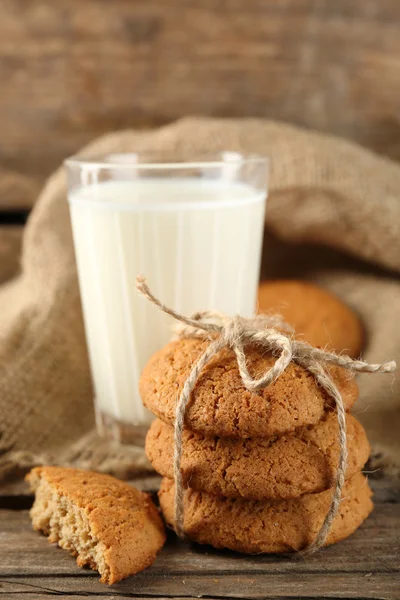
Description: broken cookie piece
xmin=26 ymin=466 xmax=166 ymax=584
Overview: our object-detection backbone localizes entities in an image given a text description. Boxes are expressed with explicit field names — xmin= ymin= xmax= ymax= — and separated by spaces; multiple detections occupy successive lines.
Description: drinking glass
xmin=65 ymin=151 xmax=268 ymax=444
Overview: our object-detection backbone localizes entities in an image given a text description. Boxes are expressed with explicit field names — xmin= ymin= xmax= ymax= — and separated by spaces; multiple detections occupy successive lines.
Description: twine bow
xmin=136 ymin=276 xmax=396 ymax=554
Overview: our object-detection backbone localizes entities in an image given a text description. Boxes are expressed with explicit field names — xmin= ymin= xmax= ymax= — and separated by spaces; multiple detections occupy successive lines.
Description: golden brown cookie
xmin=27 ymin=467 xmax=166 ymax=584
xmin=146 ymin=413 xmax=370 ymax=500
xmin=140 ymin=338 xmax=358 ymax=438
xmin=258 ymin=280 xmax=364 ymax=358
xmin=159 ymin=472 xmax=373 ymax=554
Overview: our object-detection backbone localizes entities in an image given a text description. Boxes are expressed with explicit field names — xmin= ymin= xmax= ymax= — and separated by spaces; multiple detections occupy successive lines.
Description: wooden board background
xmin=0 ymin=0 xmax=400 ymax=211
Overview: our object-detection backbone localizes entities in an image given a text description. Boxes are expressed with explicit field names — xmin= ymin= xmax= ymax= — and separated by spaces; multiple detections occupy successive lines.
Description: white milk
xmin=69 ymin=179 xmax=266 ymax=429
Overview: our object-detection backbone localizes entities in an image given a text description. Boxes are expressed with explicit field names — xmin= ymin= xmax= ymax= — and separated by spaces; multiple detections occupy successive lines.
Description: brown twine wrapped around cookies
xmin=136 ymin=276 xmax=396 ymax=554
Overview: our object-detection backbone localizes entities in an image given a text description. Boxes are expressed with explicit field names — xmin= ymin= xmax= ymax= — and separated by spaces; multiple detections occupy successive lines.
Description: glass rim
xmin=64 ymin=150 xmax=269 ymax=170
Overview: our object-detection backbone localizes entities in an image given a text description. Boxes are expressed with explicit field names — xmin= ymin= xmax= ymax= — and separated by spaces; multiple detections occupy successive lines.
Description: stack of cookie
xmin=141 ymin=334 xmax=373 ymax=553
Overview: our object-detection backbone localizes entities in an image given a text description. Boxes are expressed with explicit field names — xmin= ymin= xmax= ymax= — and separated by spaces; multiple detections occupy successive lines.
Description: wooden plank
xmin=2 ymin=505 xmax=398 ymax=575
xmin=0 ymin=226 xmax=23 ymax=284
xmin=0 ymin=595 xmax=200 ymax=600
xmin=0 ymin=504 xmax=398 ymax=598
xmin=0 ymin=596 xmax=189 ymax=600
xmin=0 ymin=573 xmax=398 ymax=599
xmin=0 ymin=594 xmax=205 ymax=600
xmin=0 ymin=0 xmax=400 ymax=204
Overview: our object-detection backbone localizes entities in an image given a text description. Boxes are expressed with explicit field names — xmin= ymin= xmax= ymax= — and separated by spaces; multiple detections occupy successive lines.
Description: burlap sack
xmin=0 ymin=117 xmax=399 ymax=481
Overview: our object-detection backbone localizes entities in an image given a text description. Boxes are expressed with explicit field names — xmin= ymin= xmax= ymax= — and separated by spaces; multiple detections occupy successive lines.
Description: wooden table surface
xmin=0 ymin=475 xmax=399 ymax=600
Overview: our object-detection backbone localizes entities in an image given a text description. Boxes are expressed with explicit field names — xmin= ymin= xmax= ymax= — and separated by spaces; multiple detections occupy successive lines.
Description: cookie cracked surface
xmin=159 ymin=472 xmax=373 ymax=554
xmin=27 ymin=466 xmax=166 ymax=584
xmin=146 ymin=413 xmax=370 ymax=500
xmin=140 ymin=338 xmax=358 ymax=438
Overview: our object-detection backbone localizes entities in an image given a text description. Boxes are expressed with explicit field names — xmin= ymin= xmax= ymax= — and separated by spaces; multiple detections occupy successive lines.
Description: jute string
xmin=136 ymin=276 xmax=396 ymax=554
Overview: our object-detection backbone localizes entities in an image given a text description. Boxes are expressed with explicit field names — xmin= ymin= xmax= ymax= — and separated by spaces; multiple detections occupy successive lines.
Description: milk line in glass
xmin=66 ymin=153 xmax=268 ymax=444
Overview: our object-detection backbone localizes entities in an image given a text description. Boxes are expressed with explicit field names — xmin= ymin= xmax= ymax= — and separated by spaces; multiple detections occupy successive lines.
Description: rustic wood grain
xmin=0 ymin=499 xmax=398 ymax=599
xmin=2 ymin=505 xmax=399 ymax=575
xmin=0 ymin=0 xmax=399 ymax=208
xmin=1 ymin=574 xmax=399 ymax=599
xmin=0 ymin=594 xmax=202 ymax=600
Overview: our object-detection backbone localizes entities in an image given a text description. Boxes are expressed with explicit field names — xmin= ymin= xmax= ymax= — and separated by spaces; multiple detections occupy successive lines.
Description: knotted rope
xmin=136 ymin=276 xmax=396 ymax=554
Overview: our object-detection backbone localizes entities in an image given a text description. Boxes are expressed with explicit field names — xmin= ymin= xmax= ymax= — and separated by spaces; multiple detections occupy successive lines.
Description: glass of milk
xmin=65 ymin=152 xmax=268 ymax=444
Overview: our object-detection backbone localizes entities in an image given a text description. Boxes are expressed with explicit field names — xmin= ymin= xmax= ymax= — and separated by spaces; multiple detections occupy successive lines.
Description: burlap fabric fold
xmin=0 ymin=117 xmax=399 ymax=481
